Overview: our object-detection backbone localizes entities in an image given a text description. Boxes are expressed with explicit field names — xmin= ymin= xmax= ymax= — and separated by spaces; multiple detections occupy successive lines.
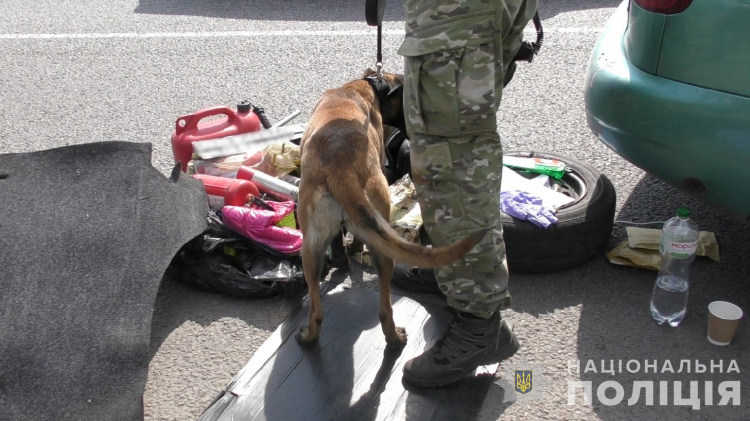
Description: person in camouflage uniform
xmin=396 ymin=0 xmax=538 ymax=387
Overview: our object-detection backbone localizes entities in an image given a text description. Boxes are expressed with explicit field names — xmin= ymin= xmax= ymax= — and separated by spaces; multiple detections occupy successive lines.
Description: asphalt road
xmin=2 ymin=1 xmax=749 ymax=420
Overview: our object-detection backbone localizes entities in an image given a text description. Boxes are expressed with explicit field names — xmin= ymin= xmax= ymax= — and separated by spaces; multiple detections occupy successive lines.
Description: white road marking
xmin=0 ymin=27 xmax=603 ymax=40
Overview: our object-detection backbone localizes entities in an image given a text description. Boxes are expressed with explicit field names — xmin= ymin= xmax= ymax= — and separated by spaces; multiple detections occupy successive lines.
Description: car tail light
xmin=633 ymin=0 xmax=693 ymax=14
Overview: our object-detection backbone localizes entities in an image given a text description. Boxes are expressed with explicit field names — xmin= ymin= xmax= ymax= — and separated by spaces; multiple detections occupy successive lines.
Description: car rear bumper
xmin=585 ymin=1 xmax=750 ymax=220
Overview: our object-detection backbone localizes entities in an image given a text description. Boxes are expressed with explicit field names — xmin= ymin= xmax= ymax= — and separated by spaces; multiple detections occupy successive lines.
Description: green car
xmin=584 ymin=0 xmax=750 ymax=220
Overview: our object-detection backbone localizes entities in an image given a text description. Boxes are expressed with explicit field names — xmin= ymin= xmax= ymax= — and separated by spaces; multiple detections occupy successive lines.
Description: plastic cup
xmin=707 ymin=301 xmax=743 ymax=346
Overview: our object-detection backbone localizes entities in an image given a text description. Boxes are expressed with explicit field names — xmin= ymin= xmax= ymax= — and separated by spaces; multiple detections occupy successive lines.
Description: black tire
xmin=501 ymin=150 xmax=616 ymax=273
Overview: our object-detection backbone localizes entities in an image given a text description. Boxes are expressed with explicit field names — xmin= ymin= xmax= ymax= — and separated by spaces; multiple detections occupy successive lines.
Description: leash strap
xmin=365 ymin=0 xmax=386 ymax=80
xmin=513 ymin=11 xmax=544 ymax=62
xmin=376 ymin=24 xmax=383 ymax=80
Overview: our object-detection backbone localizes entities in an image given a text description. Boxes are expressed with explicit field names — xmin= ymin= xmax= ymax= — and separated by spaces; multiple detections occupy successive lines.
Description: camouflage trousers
xmin=398 ymin=0 xmax=538 ymax=318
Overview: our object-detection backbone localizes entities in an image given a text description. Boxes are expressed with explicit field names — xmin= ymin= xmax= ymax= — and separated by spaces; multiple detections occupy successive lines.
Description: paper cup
xmin=707 ymin=301 xmax=743 ymax=346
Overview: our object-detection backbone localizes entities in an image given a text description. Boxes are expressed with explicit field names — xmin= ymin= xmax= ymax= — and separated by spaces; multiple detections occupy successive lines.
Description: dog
xmin=296 ymin=69 xmax=487 ymax=349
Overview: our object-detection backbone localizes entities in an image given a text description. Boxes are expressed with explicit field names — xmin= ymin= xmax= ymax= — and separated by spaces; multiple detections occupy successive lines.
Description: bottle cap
xmin=237 ymin=100 xmax=252 ymax=113
xmin=677 ymin=207 xmax=691 ymax=217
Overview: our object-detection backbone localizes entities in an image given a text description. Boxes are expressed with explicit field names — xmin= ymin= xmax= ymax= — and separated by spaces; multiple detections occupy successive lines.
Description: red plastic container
xmin=171 ymin=102 xmax=262 ymax=172
xmin=192 ymin=174 xmax=260 ymax=210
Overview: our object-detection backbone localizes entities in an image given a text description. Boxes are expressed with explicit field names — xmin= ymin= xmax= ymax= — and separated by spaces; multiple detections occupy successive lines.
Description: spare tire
xmin=501 ymin=150 xmax=616 ymax=273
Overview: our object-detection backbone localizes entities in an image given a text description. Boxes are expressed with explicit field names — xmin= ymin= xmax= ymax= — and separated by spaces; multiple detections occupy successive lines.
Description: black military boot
xmin=391 ymin=227 xmax=444 ymax=295
xmin=402 ymin=311 xmax=519 ymax=387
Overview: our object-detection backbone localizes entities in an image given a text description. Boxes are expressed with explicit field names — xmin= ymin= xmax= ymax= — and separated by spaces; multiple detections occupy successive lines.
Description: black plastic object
xmin=198 ymin=286 xmax=496 ymax=421
xmin=504 ymin=11 xmax=544 ymax=87
xmin=365 ymin=0 xmax=386 ymax=26
xmin=0 ymin=142 xmax=208 ymax=420
xmin=383 ymin=127 xmax=411 ymax=185
xmin=237 ymin=100 xmax=252 ymax=113
xmin=168 ymin=212 xmax=307 ymax=299
xmin=514 ymin=11 xmax=544 ymax=63
xmin=252 ymin=104 xmax=274 ymax=129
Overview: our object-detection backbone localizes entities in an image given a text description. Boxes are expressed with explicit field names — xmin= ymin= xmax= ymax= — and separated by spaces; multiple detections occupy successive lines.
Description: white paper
xmin=501 ymin=167 xmax=575 ymax=211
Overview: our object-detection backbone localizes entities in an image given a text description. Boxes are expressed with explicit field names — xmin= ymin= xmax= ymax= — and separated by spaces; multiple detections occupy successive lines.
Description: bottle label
xmin=660 ymin=240 xmax=698 ymax=258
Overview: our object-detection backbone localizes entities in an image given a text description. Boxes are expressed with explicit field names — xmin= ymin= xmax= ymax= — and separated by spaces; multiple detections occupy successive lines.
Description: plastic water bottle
xmin=650 ymin=208 xmax=699 ymax=327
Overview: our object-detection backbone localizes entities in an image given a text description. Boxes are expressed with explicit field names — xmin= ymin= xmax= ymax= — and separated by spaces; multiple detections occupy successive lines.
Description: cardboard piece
xmin=606 ymin=227 xmax=720 ymax=271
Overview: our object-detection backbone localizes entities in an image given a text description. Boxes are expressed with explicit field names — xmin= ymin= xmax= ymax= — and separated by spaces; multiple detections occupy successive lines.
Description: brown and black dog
xmin=296 ymin=69 xmax=486 ymax=349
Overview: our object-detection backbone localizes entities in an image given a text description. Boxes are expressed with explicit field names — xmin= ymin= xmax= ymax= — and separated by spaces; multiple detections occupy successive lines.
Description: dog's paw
xmin=386 ymin=327 xmax=408 ymax=350
xmin=295 ymin=326 xmax=319 ymax=348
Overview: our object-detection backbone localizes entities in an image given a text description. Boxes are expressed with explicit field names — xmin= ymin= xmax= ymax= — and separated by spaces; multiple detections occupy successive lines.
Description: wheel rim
xmin=554 ymin=169 xmax=587 ymax=211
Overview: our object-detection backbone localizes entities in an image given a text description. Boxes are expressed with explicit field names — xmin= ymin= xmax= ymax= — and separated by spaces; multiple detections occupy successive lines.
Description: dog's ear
xmin=388 ymin=73 xmax=404 ymax=88
xmin=385 ymin=73 xmax=404 ymax=109
xmin=384 ymin=72 xmax=404 ymax=101
xmin=363 ymin=68 xmax=377 ymax=78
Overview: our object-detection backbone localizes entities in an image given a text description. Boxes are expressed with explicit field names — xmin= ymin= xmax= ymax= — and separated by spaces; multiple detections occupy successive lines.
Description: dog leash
xmin=376 ymin=24 xmax=383 ymax=80
xmin=514 ymin=11 xmax=544 ymax=62
xmin=365 ymin=0 xmax=386 ymax=82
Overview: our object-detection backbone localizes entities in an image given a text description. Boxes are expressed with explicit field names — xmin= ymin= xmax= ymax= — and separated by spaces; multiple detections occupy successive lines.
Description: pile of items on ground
xmin=165 ymin=104 xmax=311 ymax=299
xmin=164 ymin=102 xmax=421 ymax=299
xmin=165 ymin=103 xmax=576 ymax=298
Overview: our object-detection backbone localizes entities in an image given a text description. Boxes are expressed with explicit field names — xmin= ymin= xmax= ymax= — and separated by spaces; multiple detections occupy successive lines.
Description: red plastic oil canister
xmin=171 ymin=101 xmax=262 ymax=172
xmin=192 ymin=174 xmax=260 ymax=210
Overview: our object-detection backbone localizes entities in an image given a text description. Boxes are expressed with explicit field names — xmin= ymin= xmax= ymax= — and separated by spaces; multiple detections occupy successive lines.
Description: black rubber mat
xmin=199 ymin=284 xmax=496 ymax=421
xmin=0 ymin=142 xmax=208 ymax=420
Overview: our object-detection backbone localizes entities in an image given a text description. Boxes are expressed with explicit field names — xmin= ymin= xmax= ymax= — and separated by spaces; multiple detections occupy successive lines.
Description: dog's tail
xmin=330 ymin=178 xmax=487 ymax=268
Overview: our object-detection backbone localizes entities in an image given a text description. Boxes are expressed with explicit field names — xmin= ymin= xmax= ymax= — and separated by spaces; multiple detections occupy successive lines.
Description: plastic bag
xmin=168 ymin=211 xmax=306 ymax=298
xmin=252 ymin=142 xmax=300 ymax=177
xmin=389 ymin=174 xmax=421 ymax=243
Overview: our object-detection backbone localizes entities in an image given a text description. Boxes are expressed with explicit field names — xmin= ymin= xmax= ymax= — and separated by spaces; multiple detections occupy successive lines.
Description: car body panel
xmin=624 ymin=3 xmax=665 ymax=74
xmin=585 ymin=0 xmax=750 ymax=220
xmin=658 ymin=0 xmax=750 ymax=97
